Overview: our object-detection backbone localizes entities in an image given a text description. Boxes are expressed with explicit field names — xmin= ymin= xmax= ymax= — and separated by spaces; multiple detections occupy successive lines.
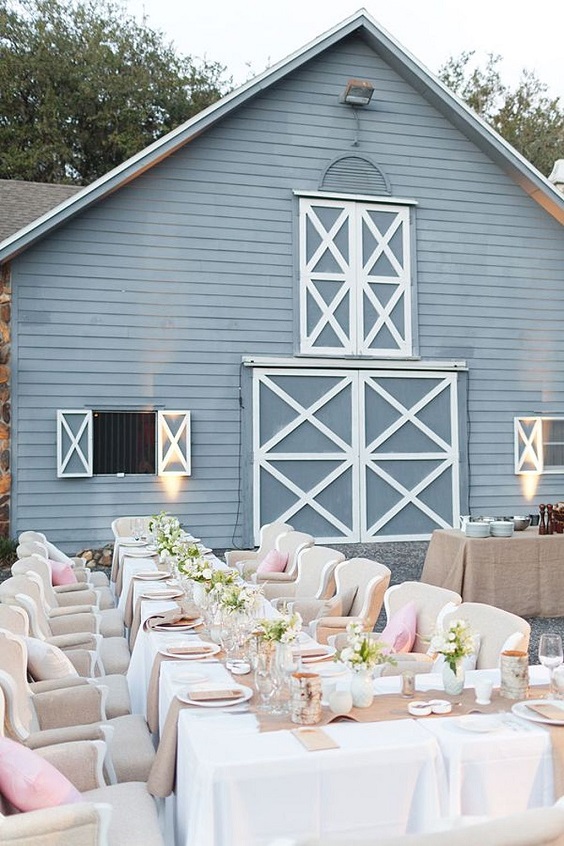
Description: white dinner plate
xmin=300 ymin=646 xmax=337 ymax=664
xmin=177 ymin=684 xmax=253 ymax=708
xmin=511 ymin=699 xmax=564 ymax=725
xmin=455 ymin=715 xmax=504 ymax=733
xmin=140 ymin=589 xmax=183 ymax=600
xmin=121 ymin=539 xmax=147 ymax=546
xmin=314 ymin=662 xmax=348 ymax=677
xmin=153 ymin=618 xmax=203 ymax=632
xmin=125 ymin=547 xmax=157 ymax=557
xmin=159 ymin=643 xmax=220 ymax=660
xmin=134 ymin=571 xmax=171 ymax=581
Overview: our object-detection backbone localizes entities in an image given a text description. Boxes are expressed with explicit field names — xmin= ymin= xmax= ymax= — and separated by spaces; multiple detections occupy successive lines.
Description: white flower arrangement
xmin=338 ymin=621 xmax=394 ymax=672
xmin=256 ymin=612 xmax=302 ymax=644
xmin=429 ymin=619 xmax=475 ymax=672
xmin=148 ymin=512 xmax=182 ymax=555
xmin=178 ymin=555 xmax=214 ymax=583
xmin=217 ymin=583 xmax=262 ymax=615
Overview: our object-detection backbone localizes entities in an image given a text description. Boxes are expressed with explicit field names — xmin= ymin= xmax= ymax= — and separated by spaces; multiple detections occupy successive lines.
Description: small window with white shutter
xmin=57 ymin=409 xmax=191 ymax=478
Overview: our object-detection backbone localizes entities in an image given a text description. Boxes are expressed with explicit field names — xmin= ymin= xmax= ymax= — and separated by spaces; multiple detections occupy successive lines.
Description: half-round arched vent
xmin=319 ymin=155 xmax=391 ymax=196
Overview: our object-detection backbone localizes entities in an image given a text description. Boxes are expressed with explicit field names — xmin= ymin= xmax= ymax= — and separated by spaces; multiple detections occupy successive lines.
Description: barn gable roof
xmin=1 ymin=8 xmax=563 ymax=263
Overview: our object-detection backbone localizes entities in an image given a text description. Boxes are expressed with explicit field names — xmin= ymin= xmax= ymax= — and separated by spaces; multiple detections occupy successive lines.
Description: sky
xmin=124 ymin=0 xmax=564 ymax=99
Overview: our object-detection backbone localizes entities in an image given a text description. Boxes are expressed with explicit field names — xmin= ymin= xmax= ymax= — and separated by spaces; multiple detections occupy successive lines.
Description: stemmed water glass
xmin=538 ymin=633 xmax=563 ymax=695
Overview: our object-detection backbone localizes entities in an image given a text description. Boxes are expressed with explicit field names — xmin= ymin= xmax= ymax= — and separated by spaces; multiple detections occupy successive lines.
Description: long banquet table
xmin=421 ymin=527 xmax=564 ymax=617
xmin=118 ymin=542 xmax=560 ymax=846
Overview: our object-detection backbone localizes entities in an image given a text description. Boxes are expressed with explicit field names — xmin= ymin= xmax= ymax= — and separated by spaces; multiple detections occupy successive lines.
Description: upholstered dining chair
xmin=382 ymin=581 xmax=463 ymax=654
xmin=253 ymin=531 xmax=316 ymax=584
xmin=0 ymin=575 xmax=131 ymax=675
xmin=309 ymin=558 xmax=392 ymax=644
xmin=0 ymin=601 xmax=130 ymax=720
xmin=262 ymin=546 xmax=345 ymax=604
xmin=0 ymin=630 xmax=155 ymax=784
xmin=110 ymin=516 xmax=153 ymax=584
xmin=225 ymin=521 xmax=294 ymax=573
xmin=12 ymin=556 xmax=124 ymax=637
xmin=0 ymin=687 xmax=164 ymax=846
xmin=18 ymin=531 xmax=111 ymax=590
xmin=441 ymin=602 xmax=531 ymax=669
xmin=291 ymin=799 xmax=564 ymax=844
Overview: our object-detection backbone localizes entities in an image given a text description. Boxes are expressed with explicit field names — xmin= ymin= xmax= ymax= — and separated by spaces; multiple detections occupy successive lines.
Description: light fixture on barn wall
xmin=339 ymin=79 xmax=375 ymax=147
xmin=339 ymin=79 xmax=375 ymax=107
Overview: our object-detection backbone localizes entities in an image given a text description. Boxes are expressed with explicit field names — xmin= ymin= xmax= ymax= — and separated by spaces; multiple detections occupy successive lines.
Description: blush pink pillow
xmin=256 ymin=549 xmax=289 ymax=575
xmin=0 ymin=737 xmax=82 ymax=811
xmin=48 ymin=558 xmax=78 ymax=586
xmin=380 ymin=601 xmax=417 ymax=653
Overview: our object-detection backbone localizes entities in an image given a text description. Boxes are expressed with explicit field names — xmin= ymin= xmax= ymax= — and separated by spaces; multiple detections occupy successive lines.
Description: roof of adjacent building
xmin=0 ymin=179 xmax=81 ymax=244
xmin=1 ymin=8 xmax=563 ymax=264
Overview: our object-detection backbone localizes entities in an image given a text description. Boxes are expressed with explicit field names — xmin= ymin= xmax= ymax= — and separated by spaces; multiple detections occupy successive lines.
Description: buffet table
xmin=421 ymin=528 xmax=564 ymax=616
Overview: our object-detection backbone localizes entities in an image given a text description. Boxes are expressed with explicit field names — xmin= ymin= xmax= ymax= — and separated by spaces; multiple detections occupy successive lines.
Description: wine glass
xmin=538 ymin=633 xmax=563 ymax=695
xmin=254 ymin=650 xmax=278 ymax=712
xmin=131 ymin=518 xmax=143 ymax=541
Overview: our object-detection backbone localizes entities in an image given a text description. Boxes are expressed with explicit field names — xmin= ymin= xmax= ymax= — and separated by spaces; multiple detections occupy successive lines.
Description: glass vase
xmin=350 ymin=668 xmax=374 ymax=708
xmin=442 ymin=661 xmax=465 ymax=695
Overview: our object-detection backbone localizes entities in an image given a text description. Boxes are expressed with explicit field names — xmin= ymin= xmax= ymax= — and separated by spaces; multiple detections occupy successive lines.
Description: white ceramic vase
xmin=442 ymin=661 xmax=465 ymax=695
xmin=350 ymin=668 xmax=374 ymax=708
xmin=192 ymin=581 xmax=206 ymax=607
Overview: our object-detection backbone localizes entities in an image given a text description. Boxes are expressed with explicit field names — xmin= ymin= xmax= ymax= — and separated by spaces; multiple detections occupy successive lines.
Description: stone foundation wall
xmin=0 ymin=264 xmax=10 ymax=538
xmin=76 ymin=545 xmax=113 ymax=568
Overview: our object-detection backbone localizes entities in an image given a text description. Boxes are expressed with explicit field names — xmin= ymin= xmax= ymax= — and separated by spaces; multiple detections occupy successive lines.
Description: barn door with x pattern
xmin=360 ymin=372 xmax=459 ymax=540
xmin=299 ymin=198 xmax=412 ymax=357
xmin=253 ymin=368 xmax=460 ymax=543
xmin=253 ymin=370 xmax=359 ymax=543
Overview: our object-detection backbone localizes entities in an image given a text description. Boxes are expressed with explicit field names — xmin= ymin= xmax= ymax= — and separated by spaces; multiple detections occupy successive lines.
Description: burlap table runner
xmin=145 ymin=643 xmax=207 ymax=733
xmin=115 ymin=548 xmax=160 ymax=598
xmin=148 ymin=676 xmax=561 ymax=798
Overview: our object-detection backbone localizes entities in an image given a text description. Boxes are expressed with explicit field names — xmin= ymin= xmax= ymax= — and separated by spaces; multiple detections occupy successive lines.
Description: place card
xmin=291 ymin=727 xmax=340 ymax=751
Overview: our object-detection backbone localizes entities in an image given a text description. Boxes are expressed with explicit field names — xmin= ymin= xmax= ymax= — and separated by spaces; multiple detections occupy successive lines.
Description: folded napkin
xmin=526 ymin=702 xmax=564 ymax=721
xmin=293 ymin=645 xmax=329 ymax=658
xmin=143 ymin=604 xmax=200 ymax=632
xmin=186 ymin=687 xmax=242 ymax=702
xmin=165 ymin=644 xmax=214 ymax=656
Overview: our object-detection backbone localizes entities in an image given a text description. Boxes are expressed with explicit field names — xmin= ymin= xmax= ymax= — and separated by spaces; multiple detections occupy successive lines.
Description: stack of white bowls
xmin=465 ymin=521 xmax=490 ymax=538
xmin=490 ymin=520 xmax=514 ymax=538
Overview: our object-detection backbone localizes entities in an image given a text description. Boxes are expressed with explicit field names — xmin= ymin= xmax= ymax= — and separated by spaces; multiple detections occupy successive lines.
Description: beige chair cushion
xmin=106 ymin=715 xmax=156 ymax=783
xmin=98 ymin=639 xmax=130 ymax=676
xmin=0 ymin=802 xmax=111 ymax=845
xmin=84 ymin=782 xmax=164 ymax=846
xmin=98 ymin=609 xmax=125 ymax=639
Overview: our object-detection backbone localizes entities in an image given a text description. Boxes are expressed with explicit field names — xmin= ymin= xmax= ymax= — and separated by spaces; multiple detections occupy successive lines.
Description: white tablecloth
xmin=122 ymin=551 xmax=557 ymax=846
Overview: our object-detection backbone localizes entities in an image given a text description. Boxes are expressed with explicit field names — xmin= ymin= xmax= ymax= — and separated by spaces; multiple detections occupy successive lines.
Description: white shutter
xmin=157 ymin=411 xmax=191 ymax=476
xmin=514 ymin=417 xmax=543 ymax=474
xmin=57 ymin=410 xmax=93 ymax=478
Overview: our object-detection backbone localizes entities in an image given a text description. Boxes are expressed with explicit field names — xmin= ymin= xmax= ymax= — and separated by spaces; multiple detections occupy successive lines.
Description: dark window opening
xmin=93 ymin=411 xmax=156 ymax=474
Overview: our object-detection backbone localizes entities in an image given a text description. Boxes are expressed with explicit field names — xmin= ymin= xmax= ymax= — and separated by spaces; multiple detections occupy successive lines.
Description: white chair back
xmin=384 ymin=582 xmax=462 ymax=654
xmin=293 ymin=546 xmax=345 ymax=599
xmin=441 ymin=602 xmax=531 ymax=670
xmin=275 ymin=531 xmax=315 ymax=578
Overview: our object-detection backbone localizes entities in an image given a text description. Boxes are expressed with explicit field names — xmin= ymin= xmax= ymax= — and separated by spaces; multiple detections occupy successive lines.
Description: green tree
xmin=0 ymin=0 xmax=230 ymax=184
xmin=439 ymin=52 xmax=564 ymax=177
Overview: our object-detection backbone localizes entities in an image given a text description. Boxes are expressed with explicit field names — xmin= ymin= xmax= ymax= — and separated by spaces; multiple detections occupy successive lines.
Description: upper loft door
xmin=299 ymin=198 xmax=412 ymax=357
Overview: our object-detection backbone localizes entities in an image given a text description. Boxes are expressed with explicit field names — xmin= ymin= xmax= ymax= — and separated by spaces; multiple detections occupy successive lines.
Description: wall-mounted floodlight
xmin=339 ymin=79 xmax=375 ymax=107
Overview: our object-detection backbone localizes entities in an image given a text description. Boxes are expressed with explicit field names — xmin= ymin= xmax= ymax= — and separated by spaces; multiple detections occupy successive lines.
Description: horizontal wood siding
xmin=10 ymin=33 xmax=564 ymax=548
